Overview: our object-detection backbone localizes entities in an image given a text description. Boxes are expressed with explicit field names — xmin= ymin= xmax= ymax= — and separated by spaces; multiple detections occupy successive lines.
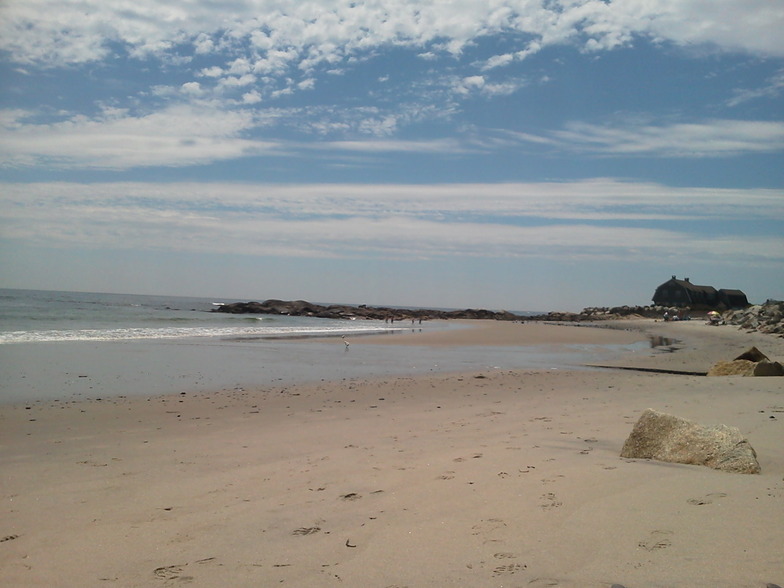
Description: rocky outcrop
xmin=215 ymin=299 xmax=668 ymax=323
xmin=723 ymin=299 xmax=784 ymax=337
xmin=620 ymin=409 xmax=760 ymax=474
xmin=213 ymin=299 xmax=521 ymax=322
xmin=213 ymin=298 xmax=784 ymax=331
xmin=621 ymin=408 xmax=760 ymax=474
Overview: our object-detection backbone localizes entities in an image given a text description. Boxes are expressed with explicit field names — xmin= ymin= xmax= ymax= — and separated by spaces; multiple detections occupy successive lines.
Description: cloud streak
xmin=3 ymin=109 xmax=781 ymax=170
xmin=0 ymin=105 xmax=281 ymax=169
xmin=2 ymin=180 xmax=781 ymax=266
xmin=535 ymin=119 xmax=784 ymax=158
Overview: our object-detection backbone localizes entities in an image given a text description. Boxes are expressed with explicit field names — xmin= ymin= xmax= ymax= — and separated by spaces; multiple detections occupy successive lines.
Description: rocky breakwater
xmin=528 ymin=305 xmax=675 ymax=322
xmin=213 ymin=299 xmax=521 ymax=322
xmin=723 ymin=299 xmax=784 ymax=337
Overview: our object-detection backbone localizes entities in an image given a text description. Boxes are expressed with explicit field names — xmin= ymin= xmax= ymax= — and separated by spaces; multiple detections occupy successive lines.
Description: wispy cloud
xmin=727 ymin=68 xmax=784 ymax=107
xmin=0 ymin=105 xmax=280 ymax=169
xmin=4 ymin=106 xmax=781 ymax=170
xmin=2 ymin=180 xmax=781 ymax=265
xmin=514 ymin=119 xmax=784 ymax=158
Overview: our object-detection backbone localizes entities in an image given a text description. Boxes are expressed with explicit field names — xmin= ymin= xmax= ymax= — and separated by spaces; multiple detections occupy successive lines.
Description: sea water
xmin=0 ymin=289 xmax=647 ymax=404
xmin=0 ymin=288 xmax=464 ymax=403
xmin=0 ymin=289 xmax=401 ymax=344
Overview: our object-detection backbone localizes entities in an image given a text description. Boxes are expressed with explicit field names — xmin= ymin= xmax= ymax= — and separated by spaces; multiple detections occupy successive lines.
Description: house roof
xmin=666 ymin=278 xmax=716 ymax=294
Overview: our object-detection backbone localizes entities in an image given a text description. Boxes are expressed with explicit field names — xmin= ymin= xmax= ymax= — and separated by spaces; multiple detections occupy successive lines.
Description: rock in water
xmin=620 ymin=409 xmax=761 ymax=474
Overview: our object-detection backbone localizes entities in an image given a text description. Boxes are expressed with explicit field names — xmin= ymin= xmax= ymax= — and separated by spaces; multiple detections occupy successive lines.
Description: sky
xmin=0 ymin=1 xmax=782 ymax=312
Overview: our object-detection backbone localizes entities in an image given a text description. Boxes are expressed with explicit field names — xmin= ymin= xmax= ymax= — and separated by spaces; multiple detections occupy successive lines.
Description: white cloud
xmin=1 ymin=2 xmax=781 ymax=170
xmin=242 ymin=90 xmax=263 ymax=104
xmin=199 ymin=66 xmax=224 ymax=78
xmin=1 ymin=1 xmax=781 ymax=75
xmin=181 ymin=82 xmax=203 ymax=96
xmin=217 ymin=74 xmax=256 ymax=89
xmin=483 ymin=53 xmax=515 ymax=70
xmin=297 ymin=78 xmax=316 ymax=91
xmin=632 ymin=0 xmax=784 ymax=56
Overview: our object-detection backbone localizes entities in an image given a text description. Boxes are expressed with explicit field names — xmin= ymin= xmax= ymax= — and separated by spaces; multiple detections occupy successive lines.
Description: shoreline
xmin=0 ymin=320 xmax=649 ymax=406
xmin=2 ymin=319 xmax=783 ymax=587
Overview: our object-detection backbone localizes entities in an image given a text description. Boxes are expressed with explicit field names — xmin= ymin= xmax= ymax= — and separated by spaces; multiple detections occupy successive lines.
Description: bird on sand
xmin=342 ymin=335 xmax=350 ymax=348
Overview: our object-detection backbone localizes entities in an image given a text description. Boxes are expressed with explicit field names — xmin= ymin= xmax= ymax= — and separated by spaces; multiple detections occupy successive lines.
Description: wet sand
xmin=1 ymin=319 xmax=783 ymax=587
xmin=0 ymin=321 xmax=644 ymax=404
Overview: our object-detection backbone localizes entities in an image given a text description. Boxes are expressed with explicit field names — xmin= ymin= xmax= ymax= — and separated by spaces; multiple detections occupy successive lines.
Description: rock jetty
xmin=214 ymin=301 xmax=702 ymax=323
xmin=526 ymin=305 xmax=679 ymax=322
xmin=213 ymin=299 xmax=520 ymax=322
xmin=723 ymin=299 xmax=784 ymax=337
xmin=214 ymin=299 xmax=784 ymax=335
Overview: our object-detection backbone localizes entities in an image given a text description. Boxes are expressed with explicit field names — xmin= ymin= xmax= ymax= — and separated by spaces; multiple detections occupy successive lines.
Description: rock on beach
xmin=707 ymin=346 xmax=784 ymax=377
xmin=620 ymin=408 xmax=761 ymax=474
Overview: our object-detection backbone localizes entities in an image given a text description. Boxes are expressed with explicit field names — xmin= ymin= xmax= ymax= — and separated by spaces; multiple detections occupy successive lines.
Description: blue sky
xmin=1 ymin=1 xmax=782 ymax=311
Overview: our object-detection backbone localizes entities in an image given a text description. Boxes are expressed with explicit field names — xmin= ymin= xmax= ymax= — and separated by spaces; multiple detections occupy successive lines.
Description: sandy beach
xmin=1 ymin=319 xmax=783 ymax=587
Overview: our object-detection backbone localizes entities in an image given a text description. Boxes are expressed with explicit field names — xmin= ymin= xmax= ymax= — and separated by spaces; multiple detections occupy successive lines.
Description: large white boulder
xmin=620 ymin=409 xmax=760 ymax=474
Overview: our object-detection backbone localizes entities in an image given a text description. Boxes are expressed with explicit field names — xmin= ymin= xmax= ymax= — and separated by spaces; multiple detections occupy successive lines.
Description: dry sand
xmin=1 ymin=320 xmax=783 ymax=587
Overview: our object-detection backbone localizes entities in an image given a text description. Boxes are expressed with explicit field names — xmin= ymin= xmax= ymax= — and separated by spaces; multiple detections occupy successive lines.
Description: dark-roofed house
xmin=718 ymin=288 xmax=749 ymax=308
xmin=652 ymin=276 xmax=748 ymax=309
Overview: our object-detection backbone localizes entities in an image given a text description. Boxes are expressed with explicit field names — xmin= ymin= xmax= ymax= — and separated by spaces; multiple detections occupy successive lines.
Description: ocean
xmin=0 ymin=288 xmax=471 ymax=404
xmin=0 ymin=289 xmax=401 ymax=344
xmin=0 ymin=289 xmax=644 ymax=404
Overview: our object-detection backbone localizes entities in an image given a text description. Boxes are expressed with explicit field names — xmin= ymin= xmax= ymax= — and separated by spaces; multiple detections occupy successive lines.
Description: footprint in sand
xmin=153 ymin=564 xmax=192 ymax=583
xmin=340 ymin=493 xmax=361 ymax=501
xmin=687 ymin=492 xmax=727 ymax=506
xmin=638 ymin=530 xmax=673 ymax=551
xmin=453 ymin=453 xmax=482 ymax=463
xmin=539 ymin=492 xmax=563 ymax=510
xmin=493 ymin=552 xmax=518 ymax=559
xmin=492 ymin=563 xmax=526 ymax=576
xmin=527 ymin=577 xmax=561 ymax=586
xmin=471 ymin=518 xmax=507 ymax=536
xmin=292 ymin=527 xmax=321 ymax=536
xmin=437 ymin=472 xmax=455 ymax=480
